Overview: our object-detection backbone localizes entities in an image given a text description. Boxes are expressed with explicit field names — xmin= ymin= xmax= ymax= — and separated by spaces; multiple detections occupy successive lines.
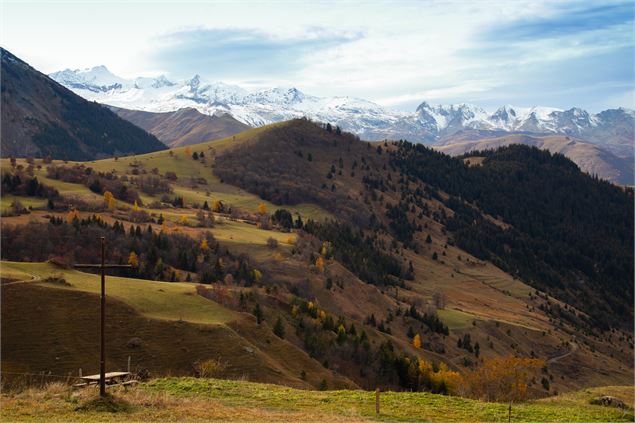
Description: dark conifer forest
xmin=390 ymin=142 xmax=634 ymax=329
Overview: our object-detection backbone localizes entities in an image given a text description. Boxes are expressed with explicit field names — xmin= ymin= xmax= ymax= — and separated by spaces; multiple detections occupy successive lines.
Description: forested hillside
xmin=389 ymin=143 xmax=634 ymax=329
xmin=1 ymin=49 xmax=165 ymax=160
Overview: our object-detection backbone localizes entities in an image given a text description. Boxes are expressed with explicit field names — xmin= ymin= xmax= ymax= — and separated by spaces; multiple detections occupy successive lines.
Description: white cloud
xmin=2 ymin=0 xmax=632 ymax=111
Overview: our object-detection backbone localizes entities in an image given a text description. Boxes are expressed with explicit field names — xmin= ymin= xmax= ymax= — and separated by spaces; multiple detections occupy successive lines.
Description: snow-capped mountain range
xmin=50 ymin=66 xmax=634 ymax=151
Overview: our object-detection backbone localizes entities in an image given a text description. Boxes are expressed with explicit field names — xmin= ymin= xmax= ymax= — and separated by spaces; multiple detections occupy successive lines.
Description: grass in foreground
xmin=1 ymin=378 xmax=632 ymax=422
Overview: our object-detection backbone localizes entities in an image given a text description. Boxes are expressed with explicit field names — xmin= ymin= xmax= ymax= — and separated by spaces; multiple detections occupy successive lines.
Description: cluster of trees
xmin=302 ymin=219 xmax=407 ymax=286
xmin=1 ymin=172 xmax=58 ymax=199
xmin=405 ymin=304 xmax=449 ymax=335
xmin=1 ymin=216 xmax=256 ymax=284
xmin=46 ymin=165 xmax=142 ymax=205
xmin=389 ymin=142 xmax=634 ymax=330
xmin=289 ymin=299 xmax=375 ymax=380
xmin=385 ymin=202 xmax=418 ymax=247
xmin=460 ymin=356 xmax=545 ymax=401
xmin=457 ymin=333 xmax=480 ymax=357
xmin=377 ymin=341 xmax=460 ymax=394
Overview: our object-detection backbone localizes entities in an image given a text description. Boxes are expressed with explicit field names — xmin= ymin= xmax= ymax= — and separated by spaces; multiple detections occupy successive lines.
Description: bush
xmin=193 ymin=358 xmax=227 ymax=378
xmin=266 ymin=237 xmax=278 ymax=249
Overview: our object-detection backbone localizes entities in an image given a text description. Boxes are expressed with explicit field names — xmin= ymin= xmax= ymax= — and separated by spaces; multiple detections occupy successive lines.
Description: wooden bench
xmin=73 ymin=371 xmax=134 ymax=389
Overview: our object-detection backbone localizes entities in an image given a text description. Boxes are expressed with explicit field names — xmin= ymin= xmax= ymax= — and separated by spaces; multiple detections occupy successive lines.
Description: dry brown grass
xmin=1 ymin=381 xmax=372 ymax=422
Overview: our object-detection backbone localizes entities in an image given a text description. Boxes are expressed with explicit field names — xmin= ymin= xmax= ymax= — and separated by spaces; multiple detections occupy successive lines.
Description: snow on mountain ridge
xmin=49 ymin=66 xmax=634 ymax=145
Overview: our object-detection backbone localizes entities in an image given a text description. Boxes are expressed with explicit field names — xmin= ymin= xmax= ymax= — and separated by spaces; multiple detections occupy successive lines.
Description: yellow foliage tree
xmin=320 ymin=241 xmax=332 ymax=257
xmin=252 ymin=269 xmax=262 ymax=282
xmin=212 ymin=200 xmax=222 ymax=213
xmin=66 ymin=209 xmax=79 ymax=224
xmin=108 ymin=197 xmax=116 ymax=211
xmin=200 ymin=238 xmax=209 ymax=251
xmin=418 ymin=359 xmax=462 ymax=395
xmin=103 ymin=191 xmax=114 ymax=206
xmin=180 ymin=215 xmax=188 ymax=225
xmin=291 ymin=305 xmax=299 ymax=317
xmin=133 ymin=200 xmax=140 ymax=212
xmin=185 ymin=146 xmax=191 ymax=155
xmin=413 ymin=334 xmax=421 ymax=348
xmin=315 ymin=256 xmax=325 ymax=273
xmin=257 ymin=202 xmax=267 ymax=215
xmin=286 ymin=236 xmax=295 ymax=245
xmin=127 ymin=251 xmax=139 ymax=268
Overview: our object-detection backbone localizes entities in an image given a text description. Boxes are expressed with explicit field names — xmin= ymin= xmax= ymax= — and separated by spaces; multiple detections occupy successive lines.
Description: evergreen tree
xmin=253 ymin=303 xmax=264 ymax=324
xmin=273 ymin=316 xmax=285 ymax=338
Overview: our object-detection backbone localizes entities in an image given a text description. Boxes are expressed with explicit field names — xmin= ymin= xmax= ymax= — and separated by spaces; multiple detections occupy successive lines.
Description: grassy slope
xmin=1 ymin=268 xmax=356 ymax=390
xmin=1 ymin=261 xmax=235 ymax=325
xmin=1 ymin=378 xmax=632 ymax=422
xmin=0 ymin=123 xmax=332 ymax=221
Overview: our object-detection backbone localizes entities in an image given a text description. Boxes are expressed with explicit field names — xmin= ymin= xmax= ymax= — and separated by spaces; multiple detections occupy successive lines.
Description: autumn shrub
xmin=193 ymin=358 xmax=227 ymax=378
xmin=461 ymin=356 xmax=545 ymax=402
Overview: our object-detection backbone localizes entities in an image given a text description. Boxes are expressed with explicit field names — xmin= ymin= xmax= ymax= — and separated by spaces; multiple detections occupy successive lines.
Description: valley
xmin=1 ymin=41 xmax=633 ymax=422
xmin=2 ymin=120 xmax=633 ymax=401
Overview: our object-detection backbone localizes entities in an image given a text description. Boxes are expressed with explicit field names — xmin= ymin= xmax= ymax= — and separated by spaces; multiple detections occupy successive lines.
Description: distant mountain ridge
xmin=50 ymin=66 xmax=635 ymax=151
xmin=107 ymin=106 xmax=250 ymax=147
xmin=1 ymin=49 xmax=165 ymax=160
xmin=435 ymin=134 xmax=634 ymax=186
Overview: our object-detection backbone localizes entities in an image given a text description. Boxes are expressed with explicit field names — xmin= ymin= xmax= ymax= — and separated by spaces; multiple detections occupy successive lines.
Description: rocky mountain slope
xmin=1 ymin=49 xmax=165 ymax=160
xmin=108 ymin=106 xmax=250 ymax=147
xmin=50 ymin=66 xmax=634 ymax=150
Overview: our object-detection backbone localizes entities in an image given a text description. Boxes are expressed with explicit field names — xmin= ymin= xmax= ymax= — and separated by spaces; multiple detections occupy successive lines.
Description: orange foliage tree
xmin=413 ymin=334 xmax=421 ymax=348
xmin=461 ymin=356 xmax=545 ymax=402
xmin=315 ymin=256 xmax=325 ymax=273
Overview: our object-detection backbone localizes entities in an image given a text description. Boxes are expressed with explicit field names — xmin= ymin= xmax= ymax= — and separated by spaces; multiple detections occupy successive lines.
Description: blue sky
xmin=2 ymin=0 xmax=633 ymax=112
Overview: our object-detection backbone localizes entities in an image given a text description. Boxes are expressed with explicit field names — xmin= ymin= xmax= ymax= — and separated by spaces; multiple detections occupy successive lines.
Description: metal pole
xmin=100 ymin=236 xmax=106 ymax=397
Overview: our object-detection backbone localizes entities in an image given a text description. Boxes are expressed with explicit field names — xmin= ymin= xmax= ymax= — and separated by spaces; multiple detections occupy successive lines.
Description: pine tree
xmin=253 ymin=303 xmax=264 ymax=324
xmin=273 ymin=317 xmax=285 ymax=338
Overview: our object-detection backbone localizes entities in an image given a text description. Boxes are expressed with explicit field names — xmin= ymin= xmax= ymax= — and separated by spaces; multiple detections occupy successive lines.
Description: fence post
xmin=127 ymin=356 xmax=131 ymax=373
xmin=508 ymin=400 xmax=512 ymax=422
xmin=79 ymin=368 xmax=82 ymax=378
xmin=375 ymin=388 xmax=380 ymax=415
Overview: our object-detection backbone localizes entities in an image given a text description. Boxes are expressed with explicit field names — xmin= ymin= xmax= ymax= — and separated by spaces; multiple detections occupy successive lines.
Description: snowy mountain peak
xmin=48 ymin=66 xmax=634 ymax=146
xmin=186 ymin=74 xmax=201 ymax=90
xmin=50 ymin=65 xmax=127 ymax=93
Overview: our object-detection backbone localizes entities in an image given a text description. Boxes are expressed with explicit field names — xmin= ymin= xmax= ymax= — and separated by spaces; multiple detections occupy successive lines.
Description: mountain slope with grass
xmin=0 ymin=48 xmax=165 ymax=160
xmin=109 ymin=106 xmax=250 ymax=147
xmin=1 ymin=119 xmax=632 ymax=403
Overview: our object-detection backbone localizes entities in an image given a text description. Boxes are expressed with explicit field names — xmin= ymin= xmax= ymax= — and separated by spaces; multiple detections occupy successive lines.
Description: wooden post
xmin=100 ymin=236 xmax=106 ymax=397
xmin=127 ymin=356 xmax=131 ymax=373
xmin=375 ymin=388 xmax=380 ymax=415
xmin=508 ymin=400 xmax=512 ymax=422
xmin=79 ymin=368 xmax=82 ymax=378
xmin=73 ymin=237 xmax=131 ymax=397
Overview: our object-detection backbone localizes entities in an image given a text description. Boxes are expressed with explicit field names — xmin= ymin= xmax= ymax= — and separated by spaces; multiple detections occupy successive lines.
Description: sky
xmin=2 ymin=0 xmax=634 ymax=112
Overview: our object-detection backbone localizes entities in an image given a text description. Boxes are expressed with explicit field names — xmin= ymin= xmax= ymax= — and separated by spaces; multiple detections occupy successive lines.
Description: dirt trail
xmin=547 ymin=342 xmax=578 ymax=364
xmin=1 ymin=270 xmax=41 ymax=286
